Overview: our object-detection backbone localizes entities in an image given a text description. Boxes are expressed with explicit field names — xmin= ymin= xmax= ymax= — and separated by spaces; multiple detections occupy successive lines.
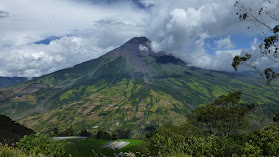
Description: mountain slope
xmin=0 ymin=77 xmax=28 ymax=88
xmin=0 ymin=37 xmax=278 ymax=137
xmin=0 ymin=114 xmax=34 ymax=145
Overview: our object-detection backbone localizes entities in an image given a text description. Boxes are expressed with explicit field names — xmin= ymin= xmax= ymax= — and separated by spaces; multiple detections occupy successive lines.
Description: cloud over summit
xmin=0 ymin=0 xmax=275 ymax=77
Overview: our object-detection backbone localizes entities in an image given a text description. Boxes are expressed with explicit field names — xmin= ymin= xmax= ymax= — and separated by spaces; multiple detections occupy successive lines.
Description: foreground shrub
xmin=144 ymin=124 xmax=279 ymax=156
xmin=17 ymin=133 xmax=66 ymax=157
xmin=143 ymin=123 xmax=198 ymax=156
xmin=0 ymin=143 xmax=35 ymax=157
xmin=246 ymin=125 xmax=279 ymax=156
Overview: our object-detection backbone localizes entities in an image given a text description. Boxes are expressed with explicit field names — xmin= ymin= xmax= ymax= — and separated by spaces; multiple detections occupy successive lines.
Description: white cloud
xmin=0 ymin=36 xmax=108 ymax=77
xmin=0 ymin=0 xmax=276 ymax=76
xmin=214 ymin=36 xmax=236 ymax=50
xmin=139 ymin=44 xmax=148 ymax=52
xmin=215 ymin=50 xmax=242 ymax=57
xmin=0 ymin=0 xmax=146 ymax=77
xmin=251 ymin=38 xmax=258 ymax=50
xmin=150 ymin=41 xmax=161 ymax=52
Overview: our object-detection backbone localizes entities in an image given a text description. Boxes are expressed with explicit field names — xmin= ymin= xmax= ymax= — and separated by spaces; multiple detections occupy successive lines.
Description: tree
xmin=232 ymin=0 xmax=279 ymax=95
xmin=96 ymin=130 xmax=104 ymax=139
xmin=79 ymin=129 xmax=90 ymax=137
xmin=143 ymin=123 xmax=199 ymax=155
xmin=273 ymin=111 xmax=279 ymax=124
xmin=53 ymin=127 xmax=58 ymax=136
xmin=61 ymin=127 xmax=73 ymax=136
xmin=111 ymin=133 xmax=117 ymax=140
xmin=190 ymin=91 xmax=252 ymax=136
xmin=96 ymin=130 xmax=112 ymax=140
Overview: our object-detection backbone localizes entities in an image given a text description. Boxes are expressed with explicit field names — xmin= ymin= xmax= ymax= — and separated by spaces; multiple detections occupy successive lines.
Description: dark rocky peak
xmin=151 ymin=51 xmax=187 ymax=66
xmin=153 ymin=51 xmax=168 ymax=57
xmin=125 ymin=37 xmax=150 ymax=45
xmin=154 ymin=53 xmax=187 ymax=66
xmin=112 ymin=36 xmax=153 ymax=56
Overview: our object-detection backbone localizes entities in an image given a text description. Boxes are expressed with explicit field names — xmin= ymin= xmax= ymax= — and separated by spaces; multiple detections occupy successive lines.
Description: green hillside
xmin=0 ymin=37 xmax=278 ymax=137
xmin=0 ymin=114 xmax=34 ymax=145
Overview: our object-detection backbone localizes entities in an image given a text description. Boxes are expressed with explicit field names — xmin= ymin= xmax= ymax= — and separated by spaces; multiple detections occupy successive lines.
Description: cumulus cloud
xmin=0 ymin=20 xmax=144 ymax=77
xmin=0 ymin=0 xmax=276 ymax=76
xmin=0 ymin=36 xmax=101 ymax=77
xmin=0 ymin=0 xmax=146 ymax=77
xmin=145 ymin=0 xmax=276 ymax=72
xmin=187 ymin=35 xmax=241 ymax=72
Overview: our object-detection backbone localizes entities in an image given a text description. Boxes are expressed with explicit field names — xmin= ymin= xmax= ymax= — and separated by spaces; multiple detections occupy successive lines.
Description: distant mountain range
xmin=0 ymin=77 xmax=28 ymax=88
xmin=0 ymin=37 xmax=278 ymax=137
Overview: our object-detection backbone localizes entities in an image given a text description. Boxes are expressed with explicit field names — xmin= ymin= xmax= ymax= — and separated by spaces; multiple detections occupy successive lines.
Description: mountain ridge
xmin=0 ymin=37 xmax=278 ymax=137
xmin=0 ymin=77 xmax=28 ymax=88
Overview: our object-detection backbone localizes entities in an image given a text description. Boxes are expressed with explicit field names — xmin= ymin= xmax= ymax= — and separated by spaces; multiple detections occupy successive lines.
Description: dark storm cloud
xmin=0 ymin=11 xmax=9 ymax=18
xmin=71 ymin=0 xmax=151 ymax=8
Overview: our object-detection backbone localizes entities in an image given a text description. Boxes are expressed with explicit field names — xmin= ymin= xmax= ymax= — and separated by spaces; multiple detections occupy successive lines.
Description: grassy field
xmin=64 ymin=138 xmax=144 ymax=157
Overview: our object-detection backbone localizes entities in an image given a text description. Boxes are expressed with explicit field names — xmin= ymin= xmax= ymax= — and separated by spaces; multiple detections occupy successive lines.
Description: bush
xmin=60 ymin=127 xmax=73 ymax=136
xmin=95 ymin=130 xmax=116 ymax=140
xmin=246 ymin=125 xmax=279 ymax=156
xmin=79 ymin=129 xmax=90 ymax=137
xmin=0 ymin=143 xmax=49 ymax=157
xmin=0 ymin=144 xmax=30 ymax=157
xmin=16 ymin=133 xmax=66 ymax=157
xmin=143 ymin=123 xmax=199 ymax=156
xmin=145 ymin=133 xmax=248 ymax=157
xmin=144 ymin=124 xmax=279 ymax=156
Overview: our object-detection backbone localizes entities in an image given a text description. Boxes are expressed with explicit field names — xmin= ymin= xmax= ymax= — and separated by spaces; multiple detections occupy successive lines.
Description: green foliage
xmin=50 ymin=128 xmax=58 ymax=137
xmin=143 ymin=123 xmax=198 ymax=155
xmin=212 ymin=91 xmax=242 ymax=106
xmin=60 ymin=127 xmax=73 ymax=136
xmin=96 ymin=130 xmax=113 ymax=140
xmin=16 ymin=133 xmax=66 ymax=157
xmin=190 ymin=91 xmax=251 ymax=136
xmin=232 ymin=53 xmax=251 ymax=71
xmin=246 ymin=125 xmax=279 ymax=156
xmin=273 ymin=111 xmax=279 ymax=124
xmin=79 ymin=129 xmax=90 ymax=137
xmin=144 ymin=124 xmax=279 ymax=156
xmin=144 ymin=92 xmax=279 ymax=156
xmin=0 ymin=144 xmax=31 ymax=157
xmin=144 ymin=126 xmax=247 ymax=157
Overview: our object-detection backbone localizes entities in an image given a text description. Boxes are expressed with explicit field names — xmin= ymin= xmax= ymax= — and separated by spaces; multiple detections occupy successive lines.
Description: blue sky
xmin=0 ymin=0 xmax=276 ymax=77
xmin=204 ymin=34 xmax=257 ymax=55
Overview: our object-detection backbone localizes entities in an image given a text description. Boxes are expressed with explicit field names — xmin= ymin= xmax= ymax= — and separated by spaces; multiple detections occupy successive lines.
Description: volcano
xmin=0 ymin=37 xmax=278 ymax=137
